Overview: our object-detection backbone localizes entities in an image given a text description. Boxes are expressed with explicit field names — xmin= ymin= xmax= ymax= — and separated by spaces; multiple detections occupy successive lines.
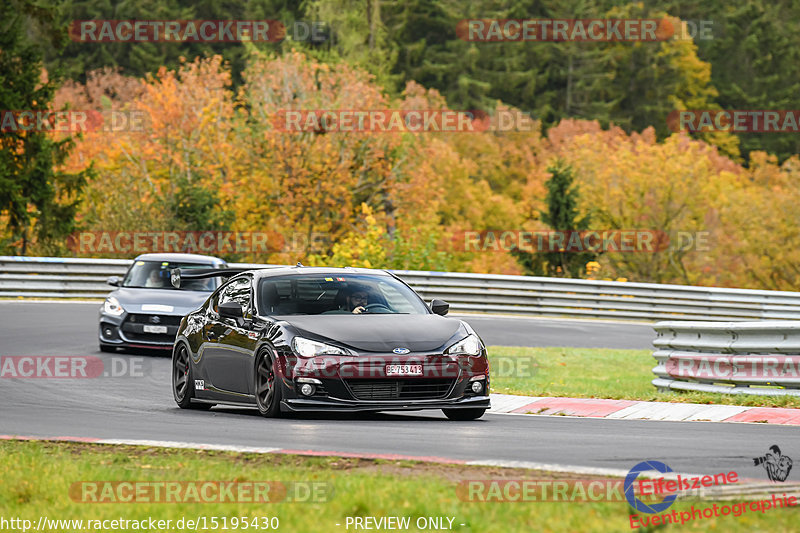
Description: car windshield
xmin=257 ymin=274 xmax=430 ymax=316
xmin=122 ymin=261 xmax=219 ymax=291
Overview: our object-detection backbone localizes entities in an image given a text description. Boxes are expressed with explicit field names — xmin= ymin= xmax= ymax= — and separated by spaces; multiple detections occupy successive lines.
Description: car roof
xmin=250 ymin=266 xmax=394 ymax=279
xmin=133 ymin=253 xmax=225 ymax=264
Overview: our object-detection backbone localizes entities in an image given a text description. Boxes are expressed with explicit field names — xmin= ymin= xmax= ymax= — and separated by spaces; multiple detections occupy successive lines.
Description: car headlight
xmin=445 ymin=334 xmax=483 ymax=356
xmin=103 ymin=296 xmax=125 ymax=316
xmin=292 ymin=337 xmax=350 ymax=358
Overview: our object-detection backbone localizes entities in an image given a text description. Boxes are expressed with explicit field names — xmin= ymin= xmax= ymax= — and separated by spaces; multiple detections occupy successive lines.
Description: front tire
xmin=172 ymin=343 xmax=213 ymax=410
xmin=443 ymin=408 xmax=486 ymax=421
xmin=255 ymin=349 xmax=283 ymax=418
xmin=99 ymin=344 xmax=116 ymax=353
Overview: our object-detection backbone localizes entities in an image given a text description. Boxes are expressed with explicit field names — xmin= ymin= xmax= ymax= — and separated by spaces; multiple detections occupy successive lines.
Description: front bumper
xmin=99 ymin=311 xmax=180 ymax=350
xmin=279 ymin=351 xmax=491 ymax=412
xmin=282 ymin=394 xmax=491 ymax=413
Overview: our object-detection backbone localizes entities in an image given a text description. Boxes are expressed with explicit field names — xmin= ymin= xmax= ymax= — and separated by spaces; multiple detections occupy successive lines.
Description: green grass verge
xmin=2 ymin=440 xmax=798 ymax=532
xmin=488 ymin=346 xmax=800 ymax=409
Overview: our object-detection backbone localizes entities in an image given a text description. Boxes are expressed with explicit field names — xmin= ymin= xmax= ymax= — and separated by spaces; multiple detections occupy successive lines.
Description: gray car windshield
xmin=122 ymin=261 xmax=218 ymax=291
xmin=257 ymin=274 xmax=429 ymax=315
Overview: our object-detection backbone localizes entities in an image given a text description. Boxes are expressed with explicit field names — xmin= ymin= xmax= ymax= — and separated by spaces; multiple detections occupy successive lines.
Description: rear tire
xmin=443 ymin=408 xmax=486 ymax=421
xmin=255 ymin=349 xmax=283 ymax=418
xmin=172 ymin=343 xmax=214 ymax=410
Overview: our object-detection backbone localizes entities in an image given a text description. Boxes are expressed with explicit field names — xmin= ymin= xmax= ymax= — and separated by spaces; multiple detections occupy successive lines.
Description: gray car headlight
xmin=445 ymin=334 xmax=483 ymax=356
xmin=103 ymin=296 xmax=125 ymax=316
xmin=292 ymin=337 xmax=350 ymax=358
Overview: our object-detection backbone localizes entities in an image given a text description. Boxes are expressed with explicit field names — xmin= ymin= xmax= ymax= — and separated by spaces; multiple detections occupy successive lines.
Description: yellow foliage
xmin=309 ymin=204 xmax=387 ymax=268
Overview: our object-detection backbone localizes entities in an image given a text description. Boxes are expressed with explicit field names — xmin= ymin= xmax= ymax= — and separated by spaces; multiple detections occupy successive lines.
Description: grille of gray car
xmin=126 ymin=314 xmax=183 ymax=326
xmin=120 ymin=314 xmax=181 ymax=343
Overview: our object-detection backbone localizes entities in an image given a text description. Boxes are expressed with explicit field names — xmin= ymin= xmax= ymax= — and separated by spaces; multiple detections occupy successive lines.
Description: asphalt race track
xmin=1 ymin=301 xmax=798 ymax=478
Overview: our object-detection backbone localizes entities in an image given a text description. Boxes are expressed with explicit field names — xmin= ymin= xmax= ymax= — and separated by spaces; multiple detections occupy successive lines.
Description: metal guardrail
xmin=392 ymin=270 xmax=800 ymax=321
xmin=0 ymin=257 xmax=280 ymax=299
xmin=652 ymin=321 xmax=800 ymax=396
xmin=4 ymin=256 xmax=800 ymax=322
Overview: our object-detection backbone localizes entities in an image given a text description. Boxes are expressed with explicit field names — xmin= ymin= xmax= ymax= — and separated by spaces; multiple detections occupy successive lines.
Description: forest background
xmin=3 ymin=0 xmax=800 ymax=290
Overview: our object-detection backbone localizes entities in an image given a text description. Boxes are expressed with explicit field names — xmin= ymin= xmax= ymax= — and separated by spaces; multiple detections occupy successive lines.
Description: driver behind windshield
xmin=344 ymin=285 xmax=370 ymax=314
xmin=145 ymin=269 xmax=163 ymax=288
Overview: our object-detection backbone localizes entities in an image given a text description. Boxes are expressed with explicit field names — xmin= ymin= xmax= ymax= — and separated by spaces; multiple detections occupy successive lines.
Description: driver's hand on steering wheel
xmin=352 ymin=306 xmax=366 ymax=314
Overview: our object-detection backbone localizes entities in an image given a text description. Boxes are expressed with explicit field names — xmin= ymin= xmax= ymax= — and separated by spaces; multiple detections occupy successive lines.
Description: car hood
xmin=283 ymin=315 xmax=465 ymax=353
xmin=109 ymin=287 xmax=210 ymax=315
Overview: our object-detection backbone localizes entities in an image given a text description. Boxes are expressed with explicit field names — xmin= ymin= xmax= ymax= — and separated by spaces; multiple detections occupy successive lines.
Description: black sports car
xmin=99 ymin=253 xmax=226 ymax=352
xmin=171 ymin=266 xmax=490 ymax=420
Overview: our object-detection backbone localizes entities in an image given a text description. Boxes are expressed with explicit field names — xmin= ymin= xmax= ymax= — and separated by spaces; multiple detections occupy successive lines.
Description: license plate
xmin=386 ymin=364 xmax=423 ymax=376
xmin=143 ymin=325 xmax=168 ymax=334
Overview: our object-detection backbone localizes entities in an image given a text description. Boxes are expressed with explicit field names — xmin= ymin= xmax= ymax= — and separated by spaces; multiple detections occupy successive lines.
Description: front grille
xmin=126 ymin=314 xmax=183 ymax=326
xmin=345 ymin=379 xmax=454 ymax=400
xmin=122 ymin=331 xmax=176 ymax=343
xmin=121 ymin=314 xmax=180 ymax=343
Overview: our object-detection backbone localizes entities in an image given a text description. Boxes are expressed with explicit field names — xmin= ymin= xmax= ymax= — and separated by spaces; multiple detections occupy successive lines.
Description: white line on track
xmin=98 ymin=438 xmax=282 ymax=454
xmin=1 ymin=434 xmax=779 ymax=487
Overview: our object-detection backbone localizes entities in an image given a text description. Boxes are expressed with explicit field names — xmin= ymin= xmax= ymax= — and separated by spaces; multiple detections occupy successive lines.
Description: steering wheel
xmin=363 ymin=303 xmax=392 ymax=314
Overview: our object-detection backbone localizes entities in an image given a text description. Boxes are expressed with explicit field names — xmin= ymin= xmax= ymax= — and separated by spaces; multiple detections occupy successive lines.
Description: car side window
xmin=377 ymin=281 xmax=416 ymax=313
xmin=218 ymin=277 xmax=252 ymax=316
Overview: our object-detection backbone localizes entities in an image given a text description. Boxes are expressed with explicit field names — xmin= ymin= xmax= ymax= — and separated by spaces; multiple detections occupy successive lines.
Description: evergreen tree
xmin=512 ymin=160 xmax=595 ymax=278
xmin=41 ymin=0 xmax=305 ymax=86
xmin=303 ymin=0 xmax=400 ymax=91
xmin=0 ymin=0 xmax=91 ymax=255
xmin=166 ymin=175 xmax=234 ymax=231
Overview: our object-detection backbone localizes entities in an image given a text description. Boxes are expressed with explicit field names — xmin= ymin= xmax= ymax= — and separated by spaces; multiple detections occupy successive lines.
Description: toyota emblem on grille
xmin=392 ymin=347 xmax=410 ymax=354
xmin=150 ymin=316 xmax=161 ymax=324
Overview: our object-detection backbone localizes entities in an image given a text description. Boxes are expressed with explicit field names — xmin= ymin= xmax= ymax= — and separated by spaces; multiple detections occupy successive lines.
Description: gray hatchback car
xmin=99 ymin=253 xmax=226 ymax=352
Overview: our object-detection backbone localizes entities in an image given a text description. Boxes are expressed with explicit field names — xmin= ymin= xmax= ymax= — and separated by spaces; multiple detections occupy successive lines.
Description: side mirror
xmin=107 ymin=276 xmax=121 ymax=287
xmin=218 ymin=301 xmax=244 ymax=319
xmin=430 ymin=299 xmax=450 ymax=316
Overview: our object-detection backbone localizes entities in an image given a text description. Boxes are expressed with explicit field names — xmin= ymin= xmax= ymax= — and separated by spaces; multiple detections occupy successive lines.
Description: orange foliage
xmin=56 ymin=52 xmax=799 ymax=289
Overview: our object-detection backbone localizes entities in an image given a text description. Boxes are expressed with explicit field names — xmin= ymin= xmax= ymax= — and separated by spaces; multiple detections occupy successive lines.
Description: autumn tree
xmin=713 ymin=151 xmax=800 ymax=290
xmin=545 ymin=120 xmax=740 ymax=285
xmin=55 ymin=47 xmax=800 ymax=290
